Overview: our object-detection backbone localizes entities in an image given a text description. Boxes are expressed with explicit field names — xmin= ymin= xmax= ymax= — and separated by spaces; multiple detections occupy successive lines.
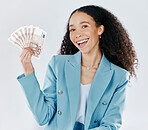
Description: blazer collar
xmin=68 ymin=50 xmax=111 ymax=72
xmin=65 ymin=50 xmax=114 ymax=130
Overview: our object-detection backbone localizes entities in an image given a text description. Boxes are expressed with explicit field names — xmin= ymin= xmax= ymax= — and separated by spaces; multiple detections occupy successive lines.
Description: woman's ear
xmin=98 ymin=25 xmax=104 ymax=35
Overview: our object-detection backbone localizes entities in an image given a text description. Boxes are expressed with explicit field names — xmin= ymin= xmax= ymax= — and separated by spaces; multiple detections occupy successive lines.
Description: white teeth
xmin=77 ymin=39 xmax=88 ymax=44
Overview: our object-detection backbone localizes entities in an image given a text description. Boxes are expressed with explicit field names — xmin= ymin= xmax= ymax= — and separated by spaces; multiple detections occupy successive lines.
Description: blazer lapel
xmin=84 ymin=53 xmax=114 ymax=129
xmin=65 ymin=50 xmax=114 ymax=129
xmin=65 ymin=51 xmax=82 ymax=128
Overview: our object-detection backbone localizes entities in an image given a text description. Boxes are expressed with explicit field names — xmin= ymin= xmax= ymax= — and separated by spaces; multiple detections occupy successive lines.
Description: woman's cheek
xmin=83 ymin=30 xmax=91 ymax=37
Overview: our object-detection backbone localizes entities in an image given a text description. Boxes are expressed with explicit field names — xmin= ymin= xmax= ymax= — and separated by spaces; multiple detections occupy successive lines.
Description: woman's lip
xmin=77 ymin=39 xmax=88 ymax=48
xmin=76 ymin=38 xmax=89 ymax=43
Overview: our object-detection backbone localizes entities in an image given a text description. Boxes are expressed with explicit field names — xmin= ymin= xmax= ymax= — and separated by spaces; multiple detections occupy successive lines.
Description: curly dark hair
xmin=57 ymin=5 xmax=139 ymax=83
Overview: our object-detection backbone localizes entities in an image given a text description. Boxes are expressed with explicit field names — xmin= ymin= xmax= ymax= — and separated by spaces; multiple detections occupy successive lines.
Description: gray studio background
xmin=0 ymin=0 xmax=148 ymax=129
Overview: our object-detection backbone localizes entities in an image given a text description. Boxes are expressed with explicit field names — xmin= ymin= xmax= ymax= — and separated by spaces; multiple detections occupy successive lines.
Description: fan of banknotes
xmin=8 ymin=25 xmax=47 ymax=58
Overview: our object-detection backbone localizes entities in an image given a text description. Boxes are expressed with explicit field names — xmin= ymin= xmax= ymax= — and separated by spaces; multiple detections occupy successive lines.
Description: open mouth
xmin=76 ymin=38 xmax=89 ymax=48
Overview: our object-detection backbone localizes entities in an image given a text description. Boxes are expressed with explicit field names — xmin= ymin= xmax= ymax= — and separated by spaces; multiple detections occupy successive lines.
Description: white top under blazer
xmin=75 ymin=83 xmax=91 ymax=124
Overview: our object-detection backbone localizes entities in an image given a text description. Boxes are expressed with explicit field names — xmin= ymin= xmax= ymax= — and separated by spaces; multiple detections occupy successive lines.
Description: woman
xmin=17 ymin=5 xmax=138 ymax=130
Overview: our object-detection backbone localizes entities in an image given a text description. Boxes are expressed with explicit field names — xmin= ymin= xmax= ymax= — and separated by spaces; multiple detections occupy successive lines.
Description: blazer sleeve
xmin=17 ymin=55 xmax=57 ymax=126
xmin=89 ymin=71 xmax=129 ymax=130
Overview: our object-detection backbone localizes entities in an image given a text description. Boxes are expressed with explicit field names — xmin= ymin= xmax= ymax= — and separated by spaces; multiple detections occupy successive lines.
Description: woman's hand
xmin=19 ymin=47 xmax=35 ymax=76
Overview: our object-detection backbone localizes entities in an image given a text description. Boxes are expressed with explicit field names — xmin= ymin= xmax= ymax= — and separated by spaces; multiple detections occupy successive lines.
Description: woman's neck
xmin=81 ymin=49 xmax=102 ymax=67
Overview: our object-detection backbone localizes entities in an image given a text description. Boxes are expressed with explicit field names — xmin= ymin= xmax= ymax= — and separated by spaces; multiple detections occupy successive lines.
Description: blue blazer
xmin=17 ymin=50 xmax=129 ymax=130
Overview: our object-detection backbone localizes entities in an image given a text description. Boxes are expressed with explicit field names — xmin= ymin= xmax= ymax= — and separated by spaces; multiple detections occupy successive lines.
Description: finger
xmin=24 ymin=49 xmax=34 ymax=60
xmin=26 ymin=52 xmax=32 ymax=62
xmin=20 ymin=49 xmax=29 ymax=58
xmin=19 ymin=48 xmax=29 ymax=58
xmin=20 ymin=50 xmax=31 ymax=62
xmin=20 ymin=48 xmax=34 ymax=59
xmin=24 ymin=47 xmax=34 ymax=54
xmin=22 ymin=51 xmax=31 ymax=63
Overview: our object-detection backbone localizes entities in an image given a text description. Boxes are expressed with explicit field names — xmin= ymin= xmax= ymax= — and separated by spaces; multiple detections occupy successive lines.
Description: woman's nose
xmin=75 ymin=33 xmax=82 ymax=38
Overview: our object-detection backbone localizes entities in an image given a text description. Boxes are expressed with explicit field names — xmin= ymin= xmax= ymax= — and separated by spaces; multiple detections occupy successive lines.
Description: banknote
xmin=8 ymin=25 xmax=47 ymax=58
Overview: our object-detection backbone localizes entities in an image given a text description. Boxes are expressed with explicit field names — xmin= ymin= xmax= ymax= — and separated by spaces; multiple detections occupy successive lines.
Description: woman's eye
xmin=69 ymin=29 xmax=75 ymax=32
xmin=69 ymin=25 xmax=87 ymax=32
xmin=82 ymin=25 xmax=88 ymax=28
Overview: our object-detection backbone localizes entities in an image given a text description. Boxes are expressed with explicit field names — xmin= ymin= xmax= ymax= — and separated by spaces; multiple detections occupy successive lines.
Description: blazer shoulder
xmin=111 ymin=62 xmax=129 ymax=75
xmin=50 ymin=54 xmax=73 ymax=67
xmin=110 ymin=62 xmax=130 ymax=83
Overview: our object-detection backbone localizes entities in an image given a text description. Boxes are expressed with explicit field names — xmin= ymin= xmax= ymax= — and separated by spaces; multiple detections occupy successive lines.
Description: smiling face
xmin=69 ymin=11 xmax=103 ymax=54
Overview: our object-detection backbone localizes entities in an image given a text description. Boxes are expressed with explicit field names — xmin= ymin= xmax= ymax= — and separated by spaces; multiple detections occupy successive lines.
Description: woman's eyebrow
xmin=69 ymin=21 xmax=90 ymax=27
